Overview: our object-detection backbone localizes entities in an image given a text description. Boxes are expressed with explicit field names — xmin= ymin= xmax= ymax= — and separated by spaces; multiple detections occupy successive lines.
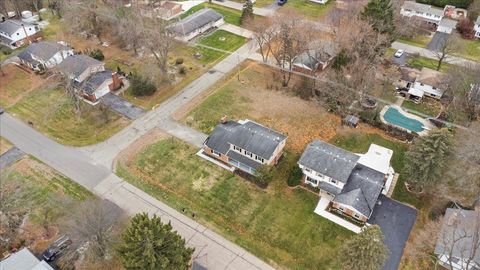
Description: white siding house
xmin=475 ymin=16 xmax=480 ymax=38
xmin=18 ymin=41 xmax=73 ymax=70
xmin=0 ymin=20 xmax=41 ymax=48
xmin=309 ymin=0 xmax=329 ymax=4
xmin=437 ymin=18 xmax=457 ymax=34
xmin=410 ymin=67 xmax=444 ymax=100
xmin=400 ymin=1 xmax=444 ymax=24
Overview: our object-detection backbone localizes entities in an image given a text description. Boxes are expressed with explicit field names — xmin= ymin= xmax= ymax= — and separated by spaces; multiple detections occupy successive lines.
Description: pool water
xmin=383 ymin=107 xmax=425 ymax=133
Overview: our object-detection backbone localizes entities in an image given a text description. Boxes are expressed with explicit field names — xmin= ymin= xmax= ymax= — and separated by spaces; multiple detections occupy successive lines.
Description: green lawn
xmin=397 ymin=35 xmax=432 ymax=48
xmin=9 ymin=85 xmax=129 ymax=146
xmin=196 ymin=29 xmax=247 ymax=64
xmin=402 ymin=99 xmax=441 ymax=117
xmin=118 ymin=138 xmax=353 ymax=270
xmin=0 ymin=45 xmax=26 ymax=62
xmin=181 ymin=3 xmax=246 ymax=26
xmin=406 ymin=55 xmax=452 ymax=72
xmin=281 ymin=0 xmax=335 ymax=19
xmin=456 ymin=38 xmax=480 ymax=61
xmin=329 ymin=133 xmax=425 ymax=209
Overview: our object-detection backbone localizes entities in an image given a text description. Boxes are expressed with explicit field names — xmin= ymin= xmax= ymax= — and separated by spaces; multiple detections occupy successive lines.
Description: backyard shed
xmin=344 ymin=115 xmax=359 ymax=128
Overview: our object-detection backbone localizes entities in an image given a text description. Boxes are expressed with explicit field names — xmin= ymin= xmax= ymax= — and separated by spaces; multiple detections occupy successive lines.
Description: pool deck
xmin=380 ymin=105 xmax=435 ymax=136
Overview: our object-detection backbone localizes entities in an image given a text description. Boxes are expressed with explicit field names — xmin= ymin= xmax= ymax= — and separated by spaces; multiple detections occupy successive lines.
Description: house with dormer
xmin=202 ymin=118 xmax=287 ymax=175
xmin=298 ymin=141 xmax=395 ymax=223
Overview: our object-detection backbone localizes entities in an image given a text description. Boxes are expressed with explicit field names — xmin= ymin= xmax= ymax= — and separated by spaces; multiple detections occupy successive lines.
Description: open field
xmin=117 ymin=135 xmax=353 ymax=270
xmin=8 ymin=85 xmax=129 ymax=146
xmin=0 ymin=64 xmax=47 ymax=108
xmin=196 ymin=29 xmax=247 ymax=64
xmin=402 ymin=99 xmax=441 ymax=117
xmin=1 ymin=156 xmax=92 ymax=254
xmin=182 ymin=62 xmax=341 ymax=154
xmin=279 ymin=0 xmax=335 ymax=20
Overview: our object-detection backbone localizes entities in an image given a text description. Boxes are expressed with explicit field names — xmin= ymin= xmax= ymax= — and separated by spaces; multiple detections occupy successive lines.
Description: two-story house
xmin=400 ymin=1 xmax=444 ymax=25
xmin=0 ymin=19 xmax=42 ymax=48
xmin=475 ymin=16 xmax=480 ymax=38
xmin=298 ymin=140 xmax=395 ymax=223
xmin=17 ymin=41 xmax=73 ymax=71
xmin=202 ymin=118 xmax=287 ymax=175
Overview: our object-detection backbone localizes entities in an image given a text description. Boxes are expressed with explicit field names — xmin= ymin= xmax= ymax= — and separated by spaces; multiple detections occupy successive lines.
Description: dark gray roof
xmin=368 ymin=195 xmax=417 ymax=270
xmin=83 ymin=70 xmax=112 ymax=94
xmin=57 ymin=54 xmax=103 ymax=78
xmin=204 ymin=121 xmax=241 ymax=155
xmin=170 ymin=8 xmax=223 ymax=36
xmin=18 ymin=41 xmax=70 ymax=62
xmin=0 ymin=20 xmax=35 ymax=35
xmin=318 ymin=181 xmax=342 ymax=195
xmin=227 ymin=150 xmax=262 ymax=170
xmin=344 ymin=115 xmax=359 ymax=124
xmin=298 ymin=140 xmax=359 ymax=183
xmin=294 ymin=40 xmax=337 ymax=69
xmin=333 ymin=164 xmax=385 ymax=217
xmin=434 ymin=208 xmax=480 ymax=265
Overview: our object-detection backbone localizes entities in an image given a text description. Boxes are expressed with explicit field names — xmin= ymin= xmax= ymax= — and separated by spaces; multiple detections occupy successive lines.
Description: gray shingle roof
xmin=298 ymin=140 xmax=359 ymax=183
xmin=83 ymin=70 xmax=112 ymax=94
xmin=333 ymin=164 xmax=385 ymax=217
xmin=435 ymin=208 xmax=480 ymax=265
xmin=57 ymin=54 xmax=103 ymax=78
xmin=0 ymin=20 xmax=35 ymax=35
xmin=227 ymin=150 xmax=262 ymax=170
xmin=401 ymin=1 xmax=444 ymax=17
xmin=170 ymin=8 xmax=223 ymax=36
xmin=18 ymin=41 xmax=70 ymax=62
xmin=439 ymin=18 xmax=457 ymax=29
xmin=294 ymin=40 xmax=337 ymax=69
xmin=476 ymin=16 xmax=480 ymax=25
xmin=204 ymin=120 xmax=286 ymax=160
xmin=318 ymin=181 xmax=342 ymax=195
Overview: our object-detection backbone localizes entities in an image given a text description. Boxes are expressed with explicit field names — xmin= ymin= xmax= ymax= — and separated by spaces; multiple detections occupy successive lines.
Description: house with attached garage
xmin=202 ymin=118 xmax=287 ymax=175
xmin=298 ymin=140 xmax=395 ymax=223
xmin=78 ymin=70 xmax=124 ymax=103
xmin=475 ymin=16 xmax=480 ymax=38
xmin=17 ymin=41 xmax=73 ymax=71
xmin=0 ymin=19 xmax=42 ymax=48
xmin=57 ymin=54 xmax=105 ymax=83
xmin=400 ymin=1 xmax=444 ymax=26
xmin=169 ymin=8 xmax=224 ymax=42
xmin=434 ymin=208 xmax=480 ymax=270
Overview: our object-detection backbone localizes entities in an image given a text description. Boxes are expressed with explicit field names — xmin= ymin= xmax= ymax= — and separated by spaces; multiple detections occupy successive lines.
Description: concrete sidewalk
xmin=95 ymin=174 xmax=275 ymax=270
xmin=392 ymin=41 xmax=477 ymax=67
xmin=213 ymin=0 xmax=274 ymax=16
xmin=220 ymin=23 xmax=254 ymax=38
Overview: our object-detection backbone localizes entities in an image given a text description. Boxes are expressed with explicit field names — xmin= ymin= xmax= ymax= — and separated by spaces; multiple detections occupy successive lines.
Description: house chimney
xmin=111 ymin=72 xmax=123 ymax=91
xmin=220 ymin=115 xmax=228 ymax=124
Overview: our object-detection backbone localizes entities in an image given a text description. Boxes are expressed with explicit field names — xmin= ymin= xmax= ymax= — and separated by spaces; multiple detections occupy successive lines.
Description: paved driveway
xmin=101 ymin=93 xmax=145 ymax=120
xmin=0 ymin=147 xmax=25 ymax=170
xmin=427 ymin=32 xmax=449 ymax=52
xmin=390 ymin=52 xmax=409 ymax=66
xmin=368 ymin=195 xmax=417 ymax=270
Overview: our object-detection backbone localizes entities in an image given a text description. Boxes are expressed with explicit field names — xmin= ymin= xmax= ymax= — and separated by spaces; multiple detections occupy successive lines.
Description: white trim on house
xmin=474 ymin=16 xmax=480 ymax=38
xmin=0 ymin=20 xmax=40 ymax=48
xmin=400 ymin=1 xmax=444 ymax=24
xmin=308 ymin=0 xmax=329 ymax=4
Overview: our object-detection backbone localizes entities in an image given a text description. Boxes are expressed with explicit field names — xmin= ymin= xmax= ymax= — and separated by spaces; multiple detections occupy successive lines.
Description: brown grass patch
xmin=0 ymin=64 xmax=46 ymax=107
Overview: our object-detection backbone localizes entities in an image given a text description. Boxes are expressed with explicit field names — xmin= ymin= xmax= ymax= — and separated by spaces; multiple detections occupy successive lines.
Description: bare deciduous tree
xmin=140 ymin=16 xmax=174 ymax=74
xmin=63 ymin=0 xmax=106 ymax=40
xmin=247 ymin=16 xmax=276 ymax=63
xmin=430 ymin=35 xmax=463 ymax=71
xmin=65 ymin=199 xmax=125 ymax=260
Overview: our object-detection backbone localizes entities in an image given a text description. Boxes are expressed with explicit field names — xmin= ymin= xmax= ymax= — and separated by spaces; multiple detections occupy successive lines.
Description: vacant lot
xmin=9 ymin=85 xmax=129 ymax=146
xmin=196 ymin=29 xmax=247 ymax=64
xmin=182 ymin=62 xmax=340 ymax=154
xmin=1 ymin=156 xmax=92 ymax=254
xmin=117 ymin=136 xmax=352 ymax=270
xmin=0 ymin=64 xmax=46 ymax=108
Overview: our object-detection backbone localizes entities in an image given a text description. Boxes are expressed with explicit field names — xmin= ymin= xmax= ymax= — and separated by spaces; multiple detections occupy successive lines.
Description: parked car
xmin=278 ymin=0 xmax=287 ymax=5
xmin=0 ymin=107 xmax=4 ymax=114
xmin=42 ymin=235 xmax=72 ymax=262
xmin=394 ymin=49 xmax=404 ymax=58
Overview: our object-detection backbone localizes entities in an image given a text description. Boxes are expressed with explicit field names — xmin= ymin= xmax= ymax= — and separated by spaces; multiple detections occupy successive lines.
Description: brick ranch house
xmin=0 ymin=19 xmax=42 ymax=49
xmin=298 ymin=140 xmax=395 ymax=223
xmin=202 ymin=118 xmax=287 ymax=175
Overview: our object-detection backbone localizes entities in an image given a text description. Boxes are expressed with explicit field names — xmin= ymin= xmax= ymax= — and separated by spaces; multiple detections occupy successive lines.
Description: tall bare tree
xmin=430 ymin=34 xmax=463 ymax=71
xmin=247 ymin=16 xmax=276 ymax=63
xmin=140 ymin=15 xmax=173 ymax=74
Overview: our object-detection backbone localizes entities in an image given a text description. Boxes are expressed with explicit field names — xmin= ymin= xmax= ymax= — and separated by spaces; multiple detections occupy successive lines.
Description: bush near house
xmin=88 ymin=48 xmax=105 ymax=61
xmin=129 ymin=74 xmax=157 ymax=96
xmin=457 ymin=18 xmax=476 ymax=39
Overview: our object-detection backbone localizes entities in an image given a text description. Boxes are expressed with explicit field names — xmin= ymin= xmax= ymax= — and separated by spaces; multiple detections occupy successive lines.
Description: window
xmin=306 ymin=176 xmax=318 ymax=185
xmin=330 ymin=179 xmax=337 ymax=184
xmin=233 ymin=145 xmax=240 ymax=151
xmin=17 ymin=33 xmax=20 ymax=35
xmin=354 ymin=213 xmax=361 ymax=219
xmin=212 ymin=150 xmax=221 ymax=157
xmin=432 ymin=86 xmax=437 ymax=90
xmin=304 ymin=168 xmax=311 ymax=173
xmin=339 ymin=207 xmax=345 ymax=212
xmin=28 ymin=28 xmax=31 ymax=31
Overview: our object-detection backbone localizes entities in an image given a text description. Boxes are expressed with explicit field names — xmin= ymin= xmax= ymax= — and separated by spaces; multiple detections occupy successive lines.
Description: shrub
xmin=287 ymin=166 xmax=303 ymax=187
xmin=359 ymin=108 xmax=382 ymax=127
xmin=175 ymin=58 xmax=184 ymax=65
xmin=254 ymin=165 xmax=274 ymax=186
xmin=457 ymin=18 xmax=475 ymax=39
xmin=0 ymin=45 xmax=12 ymax=55
xmin=129 ymin=74 xmax=157 ymax=96
xmin=179 ymin=66 xmax=187 ymax=75
xmin=88 ymin=48 xmax=105 ymax=61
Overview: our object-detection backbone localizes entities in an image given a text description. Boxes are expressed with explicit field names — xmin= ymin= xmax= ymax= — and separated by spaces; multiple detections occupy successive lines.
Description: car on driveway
xmin=42 ymin=235 xmax=72 ymax=262
xmin=394 ymin=49 xmax=404 ymax=58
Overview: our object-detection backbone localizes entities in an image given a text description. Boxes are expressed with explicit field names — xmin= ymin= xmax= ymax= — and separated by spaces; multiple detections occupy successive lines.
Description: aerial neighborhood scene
xmin=1 ymin=0 xmax=480 ymax=269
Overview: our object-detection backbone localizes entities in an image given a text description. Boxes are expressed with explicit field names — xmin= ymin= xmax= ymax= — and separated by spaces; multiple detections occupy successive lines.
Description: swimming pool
xmin=383 ymin=107 xmax=425 ymax=133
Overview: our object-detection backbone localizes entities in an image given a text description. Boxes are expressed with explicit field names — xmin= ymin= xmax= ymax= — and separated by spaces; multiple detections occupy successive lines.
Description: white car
xmin=394 ymin=49 xmax=404 ymax=58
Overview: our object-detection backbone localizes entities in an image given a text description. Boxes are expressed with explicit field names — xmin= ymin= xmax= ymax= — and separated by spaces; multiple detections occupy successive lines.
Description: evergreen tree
xmin=361 ymin=0 xmax=395 ymax=37
xmin=130 ymin=74 xmax=157 ymax=96
xmin=117 ymin=213 xmax=194 ymax=270
xmin=403 ymin=129 xmax=454 ymax=192
xmin=240 ymin=0 xmax=254 ymax=25
xmin=339 ymin=225 xmax=389 ymax=270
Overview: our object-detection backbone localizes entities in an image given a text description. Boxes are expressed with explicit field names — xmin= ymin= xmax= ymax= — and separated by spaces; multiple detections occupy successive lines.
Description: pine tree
xmin=117 ymin=213 xmax=194 ymax=270
xmin=339 ymin=225 xmax=389 ymax=270
xmin=240 ymin=0 xmax=254 ymax=25
xmin=361 ymin=0 xmax=395 ymax=37
xmin=403 ymin=129 xmax=454 ymax=192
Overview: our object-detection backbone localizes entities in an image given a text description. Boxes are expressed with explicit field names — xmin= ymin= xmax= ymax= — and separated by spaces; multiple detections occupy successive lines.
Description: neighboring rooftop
xmin=417 ymin=67 xmax=443 ymax=87
xmin=357 ymin=144 xmax=393 ymax=175
xmin=57 ymin=54 xmax=103 ymax=78
xmin=294 ymin=40 xmax=337 ymax=69
xmin=401 ymin=1 xmax=444 ymax=17
xmin=0 ymin=248 xmax=54 ymax=270
xmin=298 ymin=140 xmax=360 ymax=183
xmin=476 ymin=16 xmax=480 ymax=25
xmin=333 ymin=164 xmax=385 ymax=217
xmin=82 ymin=70 xmax=113 ymax=94
xmin=0 ymin=19 xmax=36 ymax=35
xmin=170 ymin=8 xmax=223 ymax=36
xmin=434 ymin=208 xmax=480 ymax=265
xmin=18 ymin=41 xmax=70 ymax=62
xmin=439 ymin=17 xmax=457 ymax=29
xmin=204 ymin=119 xmax=287 ymax=160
